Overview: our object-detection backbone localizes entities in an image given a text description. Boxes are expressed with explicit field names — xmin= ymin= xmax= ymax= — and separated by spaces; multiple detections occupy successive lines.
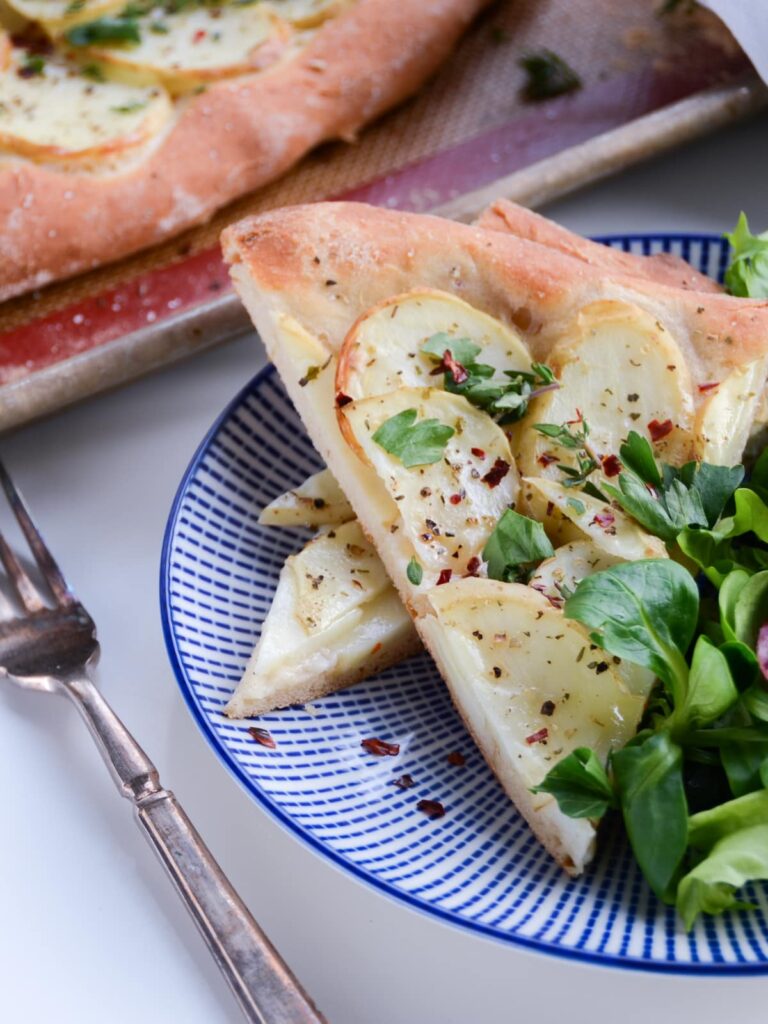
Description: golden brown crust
xmin=0 ymin=0 xmax=489 ymax=300
xmin=477 ymin=198 xmax=721 ymax=294
xmin=222 ymin=200 xmax=768 ymax=387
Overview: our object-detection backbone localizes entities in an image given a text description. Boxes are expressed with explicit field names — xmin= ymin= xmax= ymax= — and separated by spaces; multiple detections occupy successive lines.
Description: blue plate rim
xmin=160 ymin=232 xmax=765 ymax=976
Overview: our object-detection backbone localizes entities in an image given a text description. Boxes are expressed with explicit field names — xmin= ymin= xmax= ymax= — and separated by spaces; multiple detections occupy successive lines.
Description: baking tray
xmin=0 ymin=0 xmax=762 ymax=432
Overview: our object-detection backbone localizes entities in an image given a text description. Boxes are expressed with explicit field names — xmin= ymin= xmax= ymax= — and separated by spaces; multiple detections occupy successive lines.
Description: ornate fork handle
xmin=64 ymin=675 xmax=326 ymax=1024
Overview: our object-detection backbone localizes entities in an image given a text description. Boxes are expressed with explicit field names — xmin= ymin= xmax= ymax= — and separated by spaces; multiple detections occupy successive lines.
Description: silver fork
xmin=0 ymin=461 xmax=326 ymax=1024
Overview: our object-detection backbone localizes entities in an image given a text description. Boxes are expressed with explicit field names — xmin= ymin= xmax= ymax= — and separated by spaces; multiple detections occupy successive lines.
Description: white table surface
xmin=3 ymin=112 xmax=768 ymax=1024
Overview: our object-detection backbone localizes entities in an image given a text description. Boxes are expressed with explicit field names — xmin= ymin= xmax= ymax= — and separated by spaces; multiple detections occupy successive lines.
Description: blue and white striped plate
xmin=161 ymin=233 xmax=768 ymax=973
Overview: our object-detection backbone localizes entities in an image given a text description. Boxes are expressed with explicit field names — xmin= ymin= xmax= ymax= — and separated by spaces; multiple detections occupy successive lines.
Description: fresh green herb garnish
xmin=482 ymin=508 xmax=553 ymax=583
xmin=20 ymin=54 xmax=46 ymax=77
xmin=597 ymin=431 xmax=743 ymax=544
xmin=534 ymin=415 xmax=603 ymax=490
xmin=406 ymin=557 xmax=423 ymax=586
xmin=519 ymin=49 xmax=582 ymax=101
xmin=66 ymin=15 xmax=142 ymax=46
xmin=420 ymin=333 xmax=558 ymax=424
xmin=110 ymin=100 xmax=147 ymax=113
xmin=724 ymin=212 xmax=768 ymax=298
xmin=371 ymin=408 xmax=454 ymax=468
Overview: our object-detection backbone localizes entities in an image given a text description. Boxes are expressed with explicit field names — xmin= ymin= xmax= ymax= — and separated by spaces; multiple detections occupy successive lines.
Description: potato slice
xmin=529 ymin=541 xmax=655 ymax=698
xmin=5 ymin=0 xmax=123 ymax=33
xmin=529 ymin=539 xmax=621 ymax=606
xmin=516 ymin=300 xmax=695 ymax=478
xmin=290 ymin=520 xmax=392 ymax=632
xmin=69 ymin=3 xmax=289 ymax=94
xmin=523 ymin=476 xmax=667 ymax=562
xmin=226 ymin=521 xmax=419 ymax=718
xmin=336 ymin=287 xmax=530 ymax=402
xmin=259 ymin=468 xmax=354 ymax=528
xmin=422 ymin=578 xmax=646 ymax=873
xmin=694 ymin=356 xmax=768 ymax=466
xmin=0 ymin=45 xmax=171 ymax=166
xmin=341 ymin=387 xmax=519 ymax=577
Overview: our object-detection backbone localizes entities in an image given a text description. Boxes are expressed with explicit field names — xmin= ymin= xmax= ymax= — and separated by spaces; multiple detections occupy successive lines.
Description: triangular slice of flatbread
xmin=222 ymin=202 xmax=768 ymax=872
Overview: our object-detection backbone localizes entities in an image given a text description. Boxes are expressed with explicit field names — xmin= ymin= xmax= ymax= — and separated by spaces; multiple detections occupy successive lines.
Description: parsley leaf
xmin=67 ymin=16 xmax=142 ymax=46
xmin=482 ymin=508 xmax=553 ymax=582
xmin=372 ymin=408 xmax=454 ymax=468
xmin=724 ymin=212 xmax=768 ymax=299
xmin=420 ymin=335 xmax=557 ymax=424
xmin=604 ymin=432 xmax=742 ymax=543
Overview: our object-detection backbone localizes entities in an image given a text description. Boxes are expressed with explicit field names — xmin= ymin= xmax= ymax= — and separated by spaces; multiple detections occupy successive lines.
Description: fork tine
xmin=0 ymin=529 xmax=45 ymax=612
xmin=0 ymin=461 xmax=72 ymax=606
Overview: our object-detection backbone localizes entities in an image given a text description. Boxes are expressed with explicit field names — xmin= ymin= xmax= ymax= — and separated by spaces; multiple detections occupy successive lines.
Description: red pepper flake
xmin=371 ymin=642 xmax=383 ymax=654
xmin=449 ymin=493 xmax=463 ymax=505
xmin=471 ymin=447 xmax=486 ymax=459
xmin=248 ymin=727 xmax=276 ymax=749
xmin=601 ymin=454 xmax=622 ymax=477
xmin=648 ymin=418 xmax=674 ymax=442
xmin=417 ymin=799 xmax=446 ymax=819
xmin=447 ymin=751 xmax=466 ymax=766
xmin=361 ymin=737 xmax=400 ymax=757
xmin=482 ymin=458 xmax=510 ymax=488
xmin=441 ymin=349 xmax=469 ymax=385
xmin=698 ymin=381 xmax=720 ymax=394
xmin=590 ymin=511 xmax=615 ymax=529
xmin=525 ymin=728 xmax=549 ymax=745
xmin=437 ymin=568 xmax=453 ymax=585
xmin=538 ymin=453 xmax=558 ymax=467
xmin=546 ymin=501 xmax=555 ymax=517
xmin=192 ymin=28 xmax=207 ymax=42
xmin=465 ymin=555 xmax=481 ymax=577
xmin=758 ymin=624 xmax=768 ymax=681
xmin=393 ymin=774 xmax=415 ymax=789
xmin=335 ymin=391 xmax=353 ymax=408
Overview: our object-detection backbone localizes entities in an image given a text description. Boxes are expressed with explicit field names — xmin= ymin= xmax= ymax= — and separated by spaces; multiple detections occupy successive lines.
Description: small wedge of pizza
xmin=0 ymin=0 xmax=489 ymax=299
xmin=222 ymin=201 xmax=768 ymax=872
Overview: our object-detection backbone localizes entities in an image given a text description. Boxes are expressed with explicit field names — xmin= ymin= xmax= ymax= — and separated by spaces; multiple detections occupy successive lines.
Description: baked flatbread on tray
xmin=0 ymin=0 xmax=488 ymax=300
xmin=221 ymin=200 xmax=768 ymax=873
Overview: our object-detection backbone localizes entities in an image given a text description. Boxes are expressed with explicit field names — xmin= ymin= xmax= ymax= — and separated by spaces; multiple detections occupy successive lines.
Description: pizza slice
xmin=221 ymin=202 xmax=768 ymax=871
xmin=233 ymin=207 xmax=744 ymax=720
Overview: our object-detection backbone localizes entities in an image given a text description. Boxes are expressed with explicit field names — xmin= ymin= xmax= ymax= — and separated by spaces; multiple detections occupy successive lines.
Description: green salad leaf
xmin=563 ymin=559 xmax=697 ymax=701
xmin=724 ymin=212 xmax=768 ymax=298
xmin=677 ymin=826 xmax=768 ymax=929
xmin=613 ymin=731 xmax=688 ymax=899
xmin=531 ymin=747 xmax=615 ymax=819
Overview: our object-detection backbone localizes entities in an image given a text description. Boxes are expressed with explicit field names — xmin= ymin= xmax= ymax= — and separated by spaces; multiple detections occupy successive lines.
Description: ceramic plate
xmin=161 ymin=233 xmax=768 ymax=973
